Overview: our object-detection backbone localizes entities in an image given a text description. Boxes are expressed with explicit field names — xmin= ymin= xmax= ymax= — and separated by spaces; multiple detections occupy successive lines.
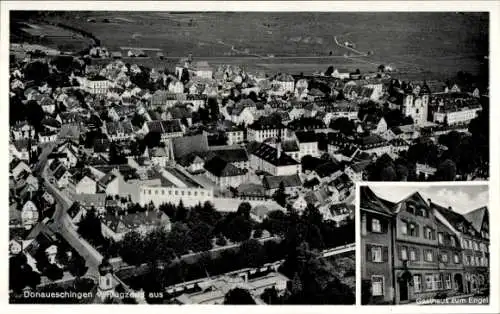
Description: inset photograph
xmin=360 ymin=183 xmax=489 ymax=305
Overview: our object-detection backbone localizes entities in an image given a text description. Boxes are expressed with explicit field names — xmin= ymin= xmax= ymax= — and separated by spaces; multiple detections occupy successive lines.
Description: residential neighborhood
xmin=8 ymin=10 xmax=489 ymax=306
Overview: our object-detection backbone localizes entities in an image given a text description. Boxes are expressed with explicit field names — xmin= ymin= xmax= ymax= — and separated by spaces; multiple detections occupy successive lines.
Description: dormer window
xmin=407 ymin=204 xmax=415 ymax=214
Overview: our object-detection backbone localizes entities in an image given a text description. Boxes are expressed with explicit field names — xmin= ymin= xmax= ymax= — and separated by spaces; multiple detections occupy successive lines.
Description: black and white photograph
xmin=360 ymin=183 xmax=490 ymax=305
xmin=3 ymin=1 xmax=495 ymax=309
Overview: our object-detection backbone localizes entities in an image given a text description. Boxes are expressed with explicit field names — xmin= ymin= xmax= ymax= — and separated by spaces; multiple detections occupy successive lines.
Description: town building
xmin=250 ymin=142 xmax=301 ymax=176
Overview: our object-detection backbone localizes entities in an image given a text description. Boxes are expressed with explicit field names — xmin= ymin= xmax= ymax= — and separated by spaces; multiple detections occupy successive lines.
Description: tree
xmin=165 ymin=223 xmax=192 ymax=256
xmin=224 ymin=288 xmax=256 ymax=304
xmin=237 ymin=202 xmax=252 ymax=219
xmin=380 ymin=166 xmax=397 ymax=181
xmin=215 ymin=235 xmax=227 ymax=246
xmin=143 ymin=132 xmax=162 ymax=148
xmin=188 ymin=222 xmax=213 ymax=252
xmin=181 ymin=68 xmax=190 ymax=84
xmin=68 ymin=255 xmax=88 ymax=278
xmin=119 ymin=231 xmax=145 ymax=266
xmin=224 ymin=215 xmax=252 ymax=243
xmin=77 ymin=208 xmax=104 ymax=246
xmin=378 ymin=64 xmax=385 ymax=72
xmin=131 ymin=113 xmax=146 ymax=128
xmin=436 ymin=159 xmax=457 ymax=181
xmin=25 ymin=100 xmax=45 ymax=132
xmin=207 ymin=97 xmax=219 ymax=121
xmin=44 ymin=264 xmax=64 ymax=281
xmin=24 ymin=61 xmax=50 ymax=82
xmin=253 ymin=227 xmax=263 ymax=239
xmin=239 ymin=239 xmax=264 ymax=268
xmin=261 ymin=287 xmax=282 ymax=304
xmin=329 ymin=117 xmax=354 ymax=136
xmin=325 ymin=66 xmax=334 ymax=76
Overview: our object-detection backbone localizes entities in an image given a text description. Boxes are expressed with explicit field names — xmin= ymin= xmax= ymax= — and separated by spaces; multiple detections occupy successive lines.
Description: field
xmin=13 ymin=11 xmax=489 ymax=79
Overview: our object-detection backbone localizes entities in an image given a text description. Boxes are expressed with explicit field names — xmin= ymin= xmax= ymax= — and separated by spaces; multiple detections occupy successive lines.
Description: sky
xmin=369 ymin=185 xmax=488 ymax=215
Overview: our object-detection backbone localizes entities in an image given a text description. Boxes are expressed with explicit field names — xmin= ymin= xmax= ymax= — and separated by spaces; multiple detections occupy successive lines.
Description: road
xmin=33 ymin=142 xmax=57 ymax=176
xmin=42 ymin=164 xmax=103 ymax=276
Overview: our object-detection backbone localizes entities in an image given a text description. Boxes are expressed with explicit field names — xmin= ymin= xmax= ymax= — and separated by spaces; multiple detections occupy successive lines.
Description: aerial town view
xmin=8 ymin=10 xmax=488 ymax=305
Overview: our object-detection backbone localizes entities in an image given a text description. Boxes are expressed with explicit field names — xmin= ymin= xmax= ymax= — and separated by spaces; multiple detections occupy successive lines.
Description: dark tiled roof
xmin=281 ymin=140 xmax=299 ymax=152
xmin=207 ymin=148 xmax=248 ymax=163
xmin=204 ymin=156 xmax=247 ymax=177
xmin=287 ymin=117 xmax=326 ymax=131
xmin=295 ymin=131 xmax=317 ymax=143
xmin=315 ymin=162 xmax=342 ymax=178
xmin=147 ymin=120 xmax=182 ymax=134
xmin=431 ymin=202 xmax=478 ymax=237
xmin=249 ymin=117 xmax=285 ymax=131
xmin=251 ymin=143 xmax=299 ymax=167
xmin=262 ymin=174 xmax=302 ymax=190
xmin=360 ymin=186 xmax=393 ymax=216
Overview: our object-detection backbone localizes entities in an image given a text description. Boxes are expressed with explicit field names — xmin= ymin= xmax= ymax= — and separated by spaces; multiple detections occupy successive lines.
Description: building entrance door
xmin=399 ymin=280 xmax=408 ymax=302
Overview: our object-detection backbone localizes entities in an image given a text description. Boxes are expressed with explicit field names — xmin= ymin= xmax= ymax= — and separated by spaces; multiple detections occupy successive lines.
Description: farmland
xmin=13 ymin=11 xmax=488 ymax=79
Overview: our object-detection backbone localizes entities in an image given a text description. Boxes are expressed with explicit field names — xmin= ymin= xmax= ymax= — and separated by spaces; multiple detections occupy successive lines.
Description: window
xmin=425 ymin=275 xmax=433 ymax=290
xmin=400 ymin=246 xmax=408 ymax=261
xmin=414 ymin=275 xmax=422 ymax=292
xmin=450 ymin=236 xmax=456 ymax=247
xmin=148 ymin=190 xmax=152 ymax=195
xmin=194 ymin=191 xmax=198 ymax=196
xmin=371 ymin=246 xmax=383 ymax=262
xmin=438 ymin=233 xmax=444 ymax=245
xmin=161 ymin=190 xmax=165 ymax=195
xmin=401 ymin=221 xmax=408 ymax=235
xmin=372 ymin=218 xmax=381 ymax=233
xmin=425 ymin=227 xmax=432 ymax=239
xmin=419 ymin=208 xmax=427 ymax=217
xmin=475 ymin=256 xmax=480 ymax=266
xmin=445 ymin=274 xmax=452 ymax=289
xmin=441 ymin=253 xmax=448 ymax=263
xmin=410 ymin=248 xmax=417 ymax=261
xmin=473 ymin=242 xmax=479 ymax=251
xmin=436 ymin=274 xmax=443 ymax=290
xmin=409 ymin=223 xmax=418 ymax=237
xmin=175 ymin=190 xmax=178 ymax=195
xmin=371 ymin=276 xmax=384 ymax=296
xmin=407 ymin=204 xmax=415 ymax=214
xmin=468 ymin=256 xmax=473 ymax=266
xmin=155 ymin=190 xmax=159 ymax=195
xmin=424 ymin=249 xmax=433 ymax=262
xmin=453 ymin=253 xmax=459 ymax=264
xmin=181 ymin=191 xmax=185 ymax=196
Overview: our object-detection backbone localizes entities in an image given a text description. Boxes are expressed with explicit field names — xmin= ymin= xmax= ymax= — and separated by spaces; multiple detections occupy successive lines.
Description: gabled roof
xmin=251 ymin=143 xmax=299 ymax=167
xmin=464 ymin=206 xmax=488 ymax=233
xmin=431 ymin=202 xmax=478 ymax=237
xmin=359 ymin=186 xmax=393 ymax=216
xmin=206 ymin=147 xmax=248 ymax=163
xmin=295 ymin=131 xmax=317 ymax=143
xmin=315 ymin=161 xmax=342 ymax=178
xmin=262 ymin=174 xmax=302 ymax=190
xmin=204 ymin=156 xmax=247 ymax=177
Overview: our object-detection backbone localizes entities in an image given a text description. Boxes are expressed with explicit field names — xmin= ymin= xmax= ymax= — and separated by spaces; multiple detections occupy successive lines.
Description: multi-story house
xmin=84 ymin=75 xmax=111 ymax=94
xmin=433 ymin=203 xmax=489 ymax=294
xmin=435 ymin=215 xmax=465 ymax=294
xmin=361 ymin=188 xmax=488 ymax=305
xmin=360 ymin=187 xmax=394 ymax=305
xmin=391 ymin=192 xmax=442 ymax=304
xmin=295 ymin=131 xmax=319 ymax=159
xmin=247 ymin=118 xmax=285 ymax=143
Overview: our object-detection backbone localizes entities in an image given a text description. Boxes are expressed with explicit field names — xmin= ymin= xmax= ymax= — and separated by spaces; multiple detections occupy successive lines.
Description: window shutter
xmin=383 ymin=246 xmax=389 ymax=262
xmin=367 ymin=217 xmax=372 ymax=232
xmin=366 ymin=245 xmax=372 ymax=262
xmin=415 ymin=224 xmax=420 ymax=237
xmin=415 ymin=247 xmax=420 ymax=261
xmin=397 ymin=245 xmax=402 ymax=260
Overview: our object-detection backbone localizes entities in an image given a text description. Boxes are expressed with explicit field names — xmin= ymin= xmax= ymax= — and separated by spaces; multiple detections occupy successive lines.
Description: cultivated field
xmin=17 ymin=12 xmax=489 ymax=79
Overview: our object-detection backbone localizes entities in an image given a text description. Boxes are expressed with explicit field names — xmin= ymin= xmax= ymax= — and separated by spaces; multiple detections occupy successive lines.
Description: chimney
xmin=427 ymin=198 xmax=432 ymax=204
xmin=448 ymin=206 xmax=452 ymax=211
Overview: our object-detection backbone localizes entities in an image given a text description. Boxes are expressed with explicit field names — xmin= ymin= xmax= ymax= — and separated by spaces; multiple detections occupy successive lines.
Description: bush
xmin=253 ymin=228 xmax=263 ymax=239
xmin=216 ymin=235 xmax=227 ymax=246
